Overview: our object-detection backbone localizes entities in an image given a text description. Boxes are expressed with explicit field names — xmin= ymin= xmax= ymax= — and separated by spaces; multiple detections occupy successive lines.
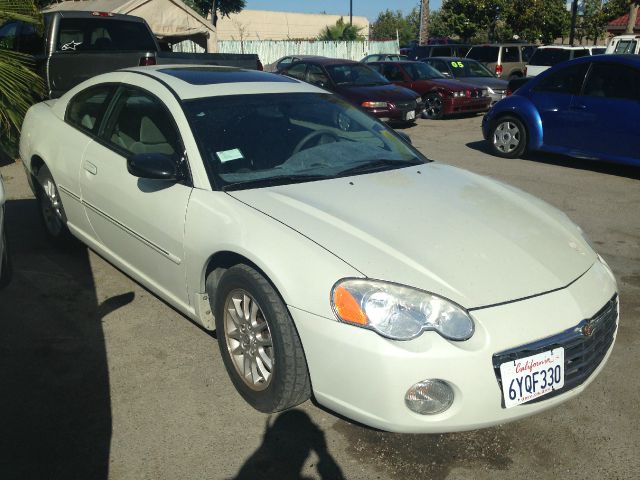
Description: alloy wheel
xmin=493 ymin=121 xmax=521 ymax=153
xmin=40 ymin=178 xmax=64 ymax=236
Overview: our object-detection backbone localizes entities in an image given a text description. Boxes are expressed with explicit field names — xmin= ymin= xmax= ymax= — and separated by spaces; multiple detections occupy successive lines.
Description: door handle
xmin=84 ymin=161 xmax=98 ymax=175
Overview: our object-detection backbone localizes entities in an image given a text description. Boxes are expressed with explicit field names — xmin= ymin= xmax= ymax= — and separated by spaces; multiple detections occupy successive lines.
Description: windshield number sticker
xmin=451 ymin=61 xmax=464 ymax=68
xmin=217 ymin=148 xmax=244 ymax=163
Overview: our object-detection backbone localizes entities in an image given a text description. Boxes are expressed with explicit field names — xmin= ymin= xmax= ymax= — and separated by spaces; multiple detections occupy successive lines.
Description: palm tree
xmin=318 ymin=17 xmax=363 ymax=41
xmin=0 ymin=0 xmax=44 ymax=153
xmin=419 ymin=0 xmax=429 ymax=45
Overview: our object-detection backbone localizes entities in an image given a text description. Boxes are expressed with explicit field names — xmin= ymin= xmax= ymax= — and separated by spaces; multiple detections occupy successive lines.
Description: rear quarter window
xmin=66 ymin=84 xmax=114 ymax=134
xmin=56 ymin=18 xmax=156 ymax=52
xmin=467 ymin=46 xmax=499 ymax=63
xmin=529 ymin=49 xmax=571 ymax=66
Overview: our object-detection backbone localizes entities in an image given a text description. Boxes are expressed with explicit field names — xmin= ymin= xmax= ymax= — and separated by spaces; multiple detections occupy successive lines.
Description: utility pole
xmin=350 ymin=0 xmax=352 ymax=25
xmin=568 ymin=0 xmax=578 ymax=46
xmin=419 ymin=0 xmax=429 ymax=46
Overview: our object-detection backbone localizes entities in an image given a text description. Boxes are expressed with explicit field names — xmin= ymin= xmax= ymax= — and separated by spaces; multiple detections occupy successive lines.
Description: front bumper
xmin=442 ymin=96 xmax=492 ymax=115
xmin=292 ymin=258 xmax=617 ymax=433
xmin=366 ymin=100 xmax=425 ymax=123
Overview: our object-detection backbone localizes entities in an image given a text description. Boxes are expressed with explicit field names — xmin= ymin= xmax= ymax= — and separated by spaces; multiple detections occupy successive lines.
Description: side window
xmin=573 ymin=49 xmax=589 ymax=59
xmin=104 ymin=88 xmax=180 ymax=157
xmin=502 ymin=47 xmax=519 ymax=63
xmin=276 ymin=57 xmax=292 ymax=70
xmin=0 ymin=21 xmax=19 ymax=50
xmin=521 ymin=46 xmax=536 ymax=62
xmin=382 ymin=64 xmax=404 ymax=82
xmin=432 ymin=46 xmax=451 ymax=57
xmin=534 ymin=63 xmax=589 ymax=95
xmin=307 ymin=64 xmax=330 ymax=87
xmin=66 ymin=85 xmax=114 ymax=134
xmin=430 ymin=59 xmax=450 ymax=75
xmin=17 ymin=23 xmax=44 ymax=55
xmin=583 ymin=63 xmax=640 ymax=101
xmin=286 ymin=63 xmax=307 ymax=80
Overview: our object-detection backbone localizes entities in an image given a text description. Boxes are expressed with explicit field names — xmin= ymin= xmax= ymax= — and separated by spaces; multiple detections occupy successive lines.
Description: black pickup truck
xmin=0 ymin=10 xmax=261 ymax=98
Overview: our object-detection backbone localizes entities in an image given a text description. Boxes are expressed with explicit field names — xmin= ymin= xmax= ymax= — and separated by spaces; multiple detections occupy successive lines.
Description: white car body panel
xmin=18 ymin=66 xmax=618 ymax=433
xmin=230 ymin=163 xmax=596 ymax=309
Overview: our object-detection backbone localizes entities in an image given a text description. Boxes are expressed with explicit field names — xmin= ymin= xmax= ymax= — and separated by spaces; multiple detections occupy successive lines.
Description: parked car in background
xmin=361 ymin=53 xmax=408 ymax=63
xmin=421 ymin=57 xmax=508 ymax=105
xmin=19 ymin=66 xmax=618 ymax=433
xmin=264 ymin=55 xmax=325 ymax=73
xmin=466 ymin=43 xmax=537 ymax=79
xmin=483 ymin=54 xmax=640 ymax=167
xmin=505 ymin=76 xmax=531 ymax=96
xmin=526 ymin=46 xmax=604 ymax=77
xmin=606 ymin=34 xmax=640 ymax=54
xmin=0 ymin=10 xmax=261 ymax=98
xmin=369 ymin=61 xmax=491 ymax=119
xmin=0 ymin=175 xmax=10 ymax=289
xmin=281 ymin=58 xmax=423 ymax=123
xmin=406 ymin=43 xmax=471 ymax=60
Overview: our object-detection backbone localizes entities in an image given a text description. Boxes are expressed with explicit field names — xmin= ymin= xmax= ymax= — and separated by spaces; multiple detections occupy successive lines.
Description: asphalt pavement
xmin=0 ymin=115 xmax=638 ymax=480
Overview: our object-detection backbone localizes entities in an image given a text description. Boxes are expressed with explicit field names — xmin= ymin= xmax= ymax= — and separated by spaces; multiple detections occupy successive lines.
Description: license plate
xmin=499 ymin=348 xmax=564 ymax=408
xmin=404 ymin=111 xmax=416 ymax=120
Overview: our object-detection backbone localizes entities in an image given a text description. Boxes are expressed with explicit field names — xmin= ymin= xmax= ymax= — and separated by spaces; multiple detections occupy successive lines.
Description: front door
xmin=80 ymin=86 xmax=192 ymax=306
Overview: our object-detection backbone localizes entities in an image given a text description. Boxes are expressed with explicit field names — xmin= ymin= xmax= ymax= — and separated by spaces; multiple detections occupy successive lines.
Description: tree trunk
xmin=211 ymin=0 xmax=219 ymax=28
xmin=625 ymin=3 xmax=638 ymax=34
xmin=419 ymin=0 xmax=429 ymax=46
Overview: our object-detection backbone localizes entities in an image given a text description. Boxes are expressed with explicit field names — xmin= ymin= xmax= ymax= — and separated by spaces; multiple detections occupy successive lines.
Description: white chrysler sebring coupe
xmin=19 ymin=66 xmax=618 ymax=433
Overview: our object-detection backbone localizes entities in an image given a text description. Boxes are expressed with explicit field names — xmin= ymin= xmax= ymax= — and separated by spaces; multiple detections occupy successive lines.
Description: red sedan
xmin=369 ymin=61 xmax=491 ymax=119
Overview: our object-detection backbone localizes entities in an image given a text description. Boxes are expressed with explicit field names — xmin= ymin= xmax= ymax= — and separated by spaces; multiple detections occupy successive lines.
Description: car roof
xmin=43 ymin=10 xmax=146 ymax=22
xmin=293 ymin=57 xmax=359 ymax=66
xmin=470 ymin=43 xmax=536 ymax=47
xmin=119 ymin=65 xmax=325 ymax=100
xmin=535 ymin=45 xmax=590 ymax=50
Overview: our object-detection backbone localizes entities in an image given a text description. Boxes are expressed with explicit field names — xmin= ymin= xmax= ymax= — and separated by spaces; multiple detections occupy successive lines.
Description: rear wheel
xmin=36 ymin=166 xmax=75 ymax=247
xmin=422 ymin=93 xmax=444 ymax=120
xmin=212 ymin=264 xmax=311 ymax=413
xmin=488 ymin=115 xmax=527 ymax=158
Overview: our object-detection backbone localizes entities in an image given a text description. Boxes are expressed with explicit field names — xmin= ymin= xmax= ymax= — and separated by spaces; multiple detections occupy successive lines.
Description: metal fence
xmin=215 ymin=40 xmax=400 ymax=64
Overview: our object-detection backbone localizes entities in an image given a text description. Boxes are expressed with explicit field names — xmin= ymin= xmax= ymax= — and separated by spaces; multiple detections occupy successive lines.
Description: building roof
xmin=608 ymin=12 xmax=640 ymax=31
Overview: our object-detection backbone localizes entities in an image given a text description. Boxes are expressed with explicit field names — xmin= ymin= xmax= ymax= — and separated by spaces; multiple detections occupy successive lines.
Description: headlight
xmin=331 ymin=279 xmax=474 ymax=341
xmin=361 ymin=101 xmax=388 ymax=108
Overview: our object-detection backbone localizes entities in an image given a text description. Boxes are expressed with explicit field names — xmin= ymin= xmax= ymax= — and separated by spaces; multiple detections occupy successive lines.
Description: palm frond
xmin=0 ymin=0 xmax=40 ymax=24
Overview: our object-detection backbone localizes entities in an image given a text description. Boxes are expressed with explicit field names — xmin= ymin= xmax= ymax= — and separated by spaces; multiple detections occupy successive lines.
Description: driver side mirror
xmin=127 ymin=152 xmax=179 ymax=181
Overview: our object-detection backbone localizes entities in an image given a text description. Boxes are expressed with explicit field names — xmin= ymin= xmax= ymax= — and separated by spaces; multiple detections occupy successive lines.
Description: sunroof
xmin=157 ymin=67 xmax=297 ymax=85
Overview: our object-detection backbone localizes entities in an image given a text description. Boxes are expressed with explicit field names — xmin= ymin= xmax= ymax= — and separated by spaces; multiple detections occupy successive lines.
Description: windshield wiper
xmin=337 ymin=159 xmax=422 ymax=177
xmin=221 ymin=174 xmax=329 ymax=191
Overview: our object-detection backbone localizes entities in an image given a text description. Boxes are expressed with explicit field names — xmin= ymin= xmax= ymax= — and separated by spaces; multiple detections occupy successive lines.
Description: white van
xmin=606 ymin=35 xmax=640 ymax=54
xmin=525 ymin=45 xmax=606 ymax=77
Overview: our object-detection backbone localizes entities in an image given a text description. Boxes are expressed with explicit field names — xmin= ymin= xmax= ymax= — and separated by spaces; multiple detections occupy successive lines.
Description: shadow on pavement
xmin=0 ymin=198 xmax=132 ymax=479
xmin=232 ymin=409 xmax=345 ymax=480
xmin=465 ymin=140 xmax=640 ymax=180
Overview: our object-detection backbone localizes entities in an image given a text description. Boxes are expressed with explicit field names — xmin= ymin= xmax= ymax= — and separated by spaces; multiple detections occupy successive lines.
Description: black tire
xmin=422 ymin=92 xmax=444 ymax=120
xmin=212 ymin=264 xmax=311 ymax=413
xmin=0 ymin=221 xmax=11 ymax=289
xmin=488 ymin=115 xmax=528 ymax=159
xmin=36 ymin=166 xmax=75 ymax=247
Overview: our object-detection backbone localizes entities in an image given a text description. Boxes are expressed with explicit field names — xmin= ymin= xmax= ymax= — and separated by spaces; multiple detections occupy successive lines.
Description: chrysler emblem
xmin=582 ymin=323 xmax=594 ymax=337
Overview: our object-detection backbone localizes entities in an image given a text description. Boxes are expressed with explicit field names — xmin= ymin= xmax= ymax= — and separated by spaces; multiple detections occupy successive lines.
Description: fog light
xmin=405 ymin=380 xmax=454 ymax=415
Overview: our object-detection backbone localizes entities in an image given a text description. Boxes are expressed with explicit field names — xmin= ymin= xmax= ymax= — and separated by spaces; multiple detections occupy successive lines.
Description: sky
xmin=245 ymin=1 xmax=444 ymax=22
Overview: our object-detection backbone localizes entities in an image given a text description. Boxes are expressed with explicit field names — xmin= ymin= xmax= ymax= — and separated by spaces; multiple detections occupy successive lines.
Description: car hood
xmin=228 ymin=163 xmax=596 ymax=309
xmin=454 ymin=77 xmax=509 ymax=90
xmin=334 ymin=84 xmax=418 ymax=103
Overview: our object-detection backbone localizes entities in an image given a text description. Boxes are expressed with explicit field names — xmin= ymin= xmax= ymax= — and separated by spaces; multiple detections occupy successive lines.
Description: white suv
xmin=526 ymin=45 xmax=605 ymax=77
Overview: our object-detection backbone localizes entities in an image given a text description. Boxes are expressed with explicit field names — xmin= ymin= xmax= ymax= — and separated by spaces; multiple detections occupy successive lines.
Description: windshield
xmin=613 ymin=39 xmax=637 ymax=54
xmin=529 ymin=48 xmax=571 ymax=66
xmin=447 ymin=59 xmax=495 ymax=78
xmin=325 ymin=64 xmax=390 ymax=86
xmin=185 ymin=93 xmax=426 ymax=190
xmin=467 ymin=46 xmax=499 ymax=63
xmin=403 ymin=62 xmax=444 ymax=80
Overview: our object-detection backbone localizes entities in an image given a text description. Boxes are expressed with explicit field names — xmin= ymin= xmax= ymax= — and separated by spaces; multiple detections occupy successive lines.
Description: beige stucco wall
xmin=216 ymin=9 xmax=369 ymax=41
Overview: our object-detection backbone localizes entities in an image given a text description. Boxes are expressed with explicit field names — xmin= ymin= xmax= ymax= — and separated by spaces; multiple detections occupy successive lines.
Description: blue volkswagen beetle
xmin=482 ymin=54 xmax=640 ymax=167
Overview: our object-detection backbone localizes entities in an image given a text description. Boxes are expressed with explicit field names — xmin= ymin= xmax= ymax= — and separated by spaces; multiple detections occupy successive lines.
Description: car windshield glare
xmin=404 ymin=62 xmax=444 ymax=80
xmin=326 ymin=64 xmax=390 ymax=86
xmin=184 ymin=93 xmax=426 ymax=190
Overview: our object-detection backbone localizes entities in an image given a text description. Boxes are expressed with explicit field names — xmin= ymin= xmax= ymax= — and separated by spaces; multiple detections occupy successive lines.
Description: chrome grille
xmin=395 ymin=100 xmax=417 ymax=110
xmin=492 ymin=294 xmax=618 ymax=406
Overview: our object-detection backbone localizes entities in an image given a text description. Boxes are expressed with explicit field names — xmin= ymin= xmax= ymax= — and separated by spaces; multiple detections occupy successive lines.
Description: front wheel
xmin=212 ymin=264 xmax=311 ymax=413
xmin=422 ymin=93 xmax=444 ymax=120
xmin=488 ymin=115 xmax=527 ymax=158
